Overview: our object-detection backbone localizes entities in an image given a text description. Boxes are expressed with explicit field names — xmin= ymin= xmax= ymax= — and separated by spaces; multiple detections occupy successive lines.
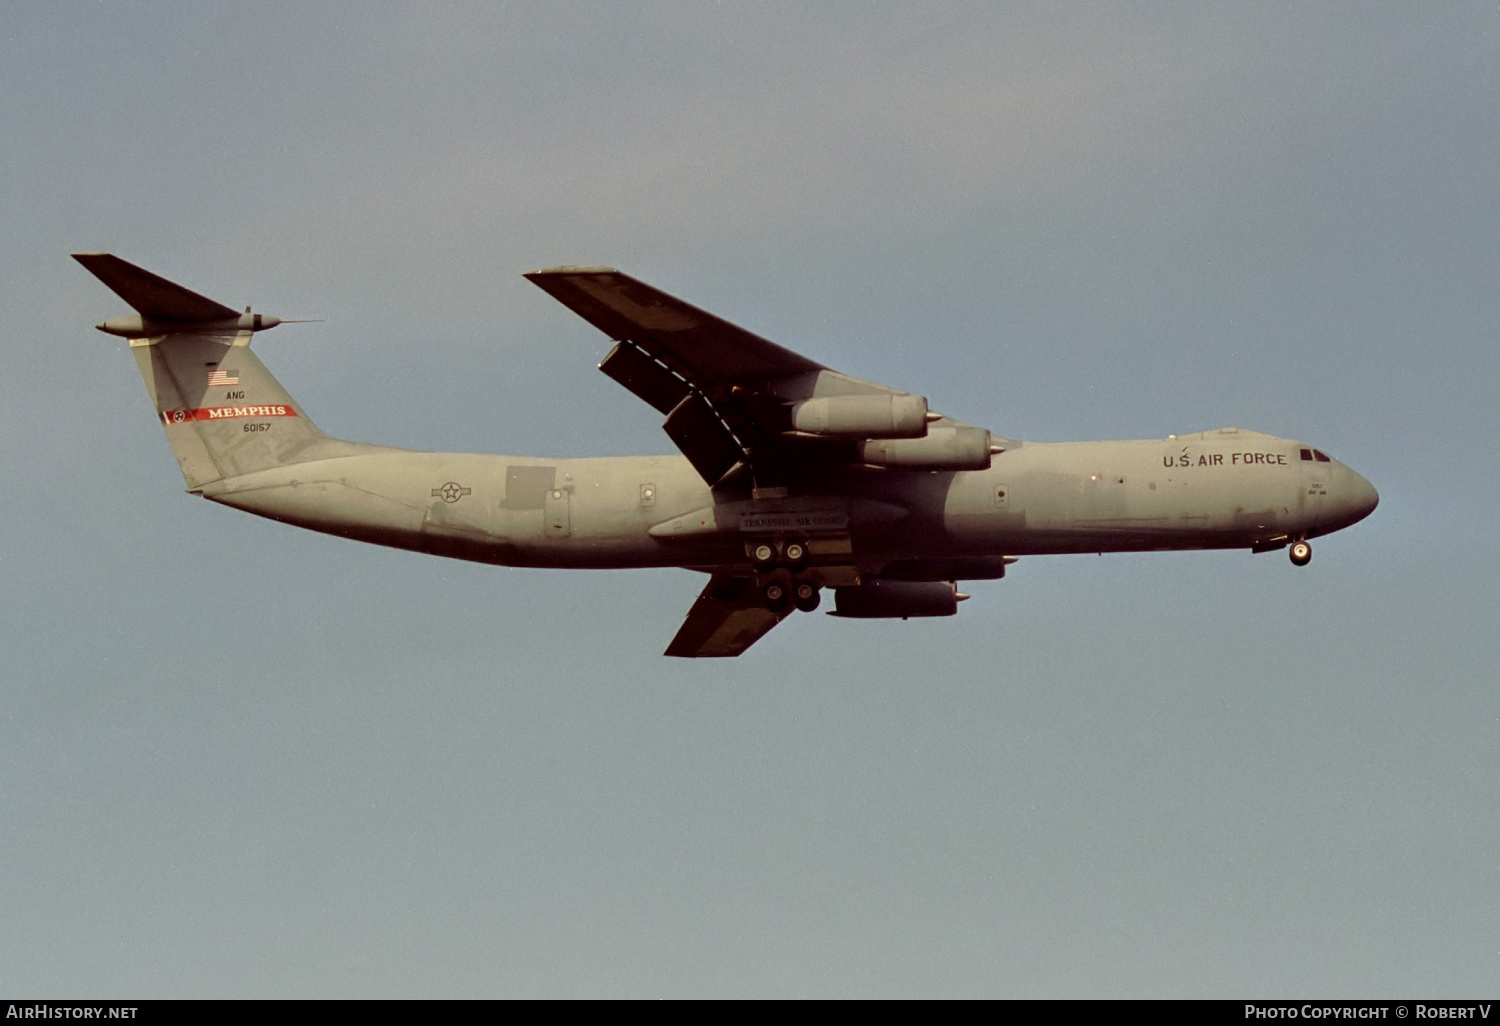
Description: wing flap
xmin=598 ymin=341 xmax=693 ymax=415
xmin=662 ymin=393 xmax=744 ymax=486
xmin=665 ymin=574 xmax=791 ymax=658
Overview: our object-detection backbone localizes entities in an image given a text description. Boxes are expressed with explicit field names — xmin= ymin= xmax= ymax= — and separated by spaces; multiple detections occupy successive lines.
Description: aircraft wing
xmin=664 ymin=574 xmax=793 ymax=658
xmin=526 ymin=267 xmax=906 ymax=486
xmin=524 ymin=267 xmax=825 ymax=381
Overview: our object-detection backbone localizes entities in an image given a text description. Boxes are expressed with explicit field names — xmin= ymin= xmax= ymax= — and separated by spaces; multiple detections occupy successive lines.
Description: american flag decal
xmin=207 ymin=368 xmax=240 ymax=387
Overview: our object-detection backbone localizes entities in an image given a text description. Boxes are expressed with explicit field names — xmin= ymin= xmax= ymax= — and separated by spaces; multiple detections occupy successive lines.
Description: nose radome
xmin=1340 ymin=469 xmax=1379 ymax=526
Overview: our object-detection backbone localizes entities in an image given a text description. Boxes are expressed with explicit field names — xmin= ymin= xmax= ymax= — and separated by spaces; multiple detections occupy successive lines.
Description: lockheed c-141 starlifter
xmin=76 ymin=253 xmax=1378 ymax=656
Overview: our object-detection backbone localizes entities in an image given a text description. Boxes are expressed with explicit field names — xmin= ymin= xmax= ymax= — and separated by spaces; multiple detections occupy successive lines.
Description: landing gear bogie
xmin=756 ymin=571 xmax=821 ymax=613
xmin=747 ymin=537 xmax=810 ymax=570
xmin=1289 ymin=540 xmax=1312 ymax=567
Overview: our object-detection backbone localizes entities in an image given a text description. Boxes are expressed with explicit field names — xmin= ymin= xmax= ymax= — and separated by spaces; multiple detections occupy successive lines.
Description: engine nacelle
xmin=829 ymin=580 xmax=960 ymax=619
xmin=857 ymin=425 xmax=993 ymax=470
xmin=788 ymin=393 xmax=930 ymax=438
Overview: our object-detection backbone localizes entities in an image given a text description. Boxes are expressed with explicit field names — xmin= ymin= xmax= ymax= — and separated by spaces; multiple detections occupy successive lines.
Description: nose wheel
xmin=1289 ymin=540 xmax=1312 ymax=567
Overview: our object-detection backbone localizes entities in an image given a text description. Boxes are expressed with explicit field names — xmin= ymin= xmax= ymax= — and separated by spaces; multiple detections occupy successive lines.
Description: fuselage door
xmin=544 ymin=486 xmax=571 ymax=538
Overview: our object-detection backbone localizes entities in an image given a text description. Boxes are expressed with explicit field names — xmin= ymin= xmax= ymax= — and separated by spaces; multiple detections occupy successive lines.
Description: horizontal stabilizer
xmin=72 ymin=253 xmax=239 ymax=322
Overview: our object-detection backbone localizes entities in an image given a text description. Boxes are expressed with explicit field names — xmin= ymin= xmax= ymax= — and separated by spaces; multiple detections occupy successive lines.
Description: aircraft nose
xmin=1333 ymin=468 xmax=1379 ymax=527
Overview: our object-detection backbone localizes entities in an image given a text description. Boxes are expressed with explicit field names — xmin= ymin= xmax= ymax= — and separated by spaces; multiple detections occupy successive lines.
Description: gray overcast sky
xmin=2 ymin=2 xmax=1497 ymax=997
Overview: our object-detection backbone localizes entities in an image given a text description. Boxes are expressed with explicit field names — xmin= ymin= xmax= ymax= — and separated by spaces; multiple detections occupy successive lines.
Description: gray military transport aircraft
xmin=76 ymin=253 xmax=1378 ymax=657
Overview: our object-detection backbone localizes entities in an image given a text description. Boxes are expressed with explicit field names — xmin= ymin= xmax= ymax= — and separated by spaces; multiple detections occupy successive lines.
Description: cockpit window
xmin=1314 ymin=449 xmax=1331 ymax=463
xmin=1300 ymin=448 xmax=1314 ymax=461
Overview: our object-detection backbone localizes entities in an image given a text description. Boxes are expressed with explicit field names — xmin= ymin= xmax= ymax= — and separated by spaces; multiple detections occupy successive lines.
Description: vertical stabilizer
xmin=76 ymin=254 xmax=349 ymax=490
xmin=132 ymin=332 xmax=334 ymax=488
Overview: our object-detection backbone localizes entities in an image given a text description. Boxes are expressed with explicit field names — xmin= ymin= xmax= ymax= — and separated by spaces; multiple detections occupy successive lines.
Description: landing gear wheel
xmin=751 ymin=542 xmax=777 ymax=566
xmin=1289 ymin=540 xmax=1312 ymax=567
xmin=793 ymin=580 xmax=821 ymax=612
xmin=782 ymin=540 xmax=808 ymax=567
xmin=763 ymin=581 xmax=789 ymax=610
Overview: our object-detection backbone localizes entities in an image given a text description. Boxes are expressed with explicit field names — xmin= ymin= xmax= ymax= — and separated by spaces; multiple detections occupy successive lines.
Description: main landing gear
xmin=761 ymin=575 xmax=822 ymax=613
xmin=751 ymin=538 xmax=807 ymax=569
xmin=792 ymin=579 xmax=821 ymax=612
xmin=1289 ymin=540 xmax=1312 ymax=567
xmin=750 ymin=538 xmax=821 ymax=612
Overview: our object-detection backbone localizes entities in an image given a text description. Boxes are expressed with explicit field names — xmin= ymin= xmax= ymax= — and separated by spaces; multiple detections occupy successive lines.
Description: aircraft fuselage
xmin=199 ymin=426 xmax=1378 ymax=573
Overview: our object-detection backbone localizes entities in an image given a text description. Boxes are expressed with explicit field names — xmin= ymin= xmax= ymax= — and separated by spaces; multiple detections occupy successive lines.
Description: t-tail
xmin=74 ymin=253 xmax=352 ymax=490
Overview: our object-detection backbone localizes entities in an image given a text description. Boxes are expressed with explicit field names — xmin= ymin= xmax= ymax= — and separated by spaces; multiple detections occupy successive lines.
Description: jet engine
xmin=857 ymin=425 xmax=996 ymax=471
xmin=787 ymin=394 xmax=930 ymax=438
xmin=829 ymin=579 xmax=963 ymax=619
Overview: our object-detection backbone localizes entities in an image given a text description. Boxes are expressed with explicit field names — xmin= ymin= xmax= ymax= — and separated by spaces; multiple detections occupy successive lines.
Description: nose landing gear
xmin=1289 ymin=540 xmax=1312 ymax=567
